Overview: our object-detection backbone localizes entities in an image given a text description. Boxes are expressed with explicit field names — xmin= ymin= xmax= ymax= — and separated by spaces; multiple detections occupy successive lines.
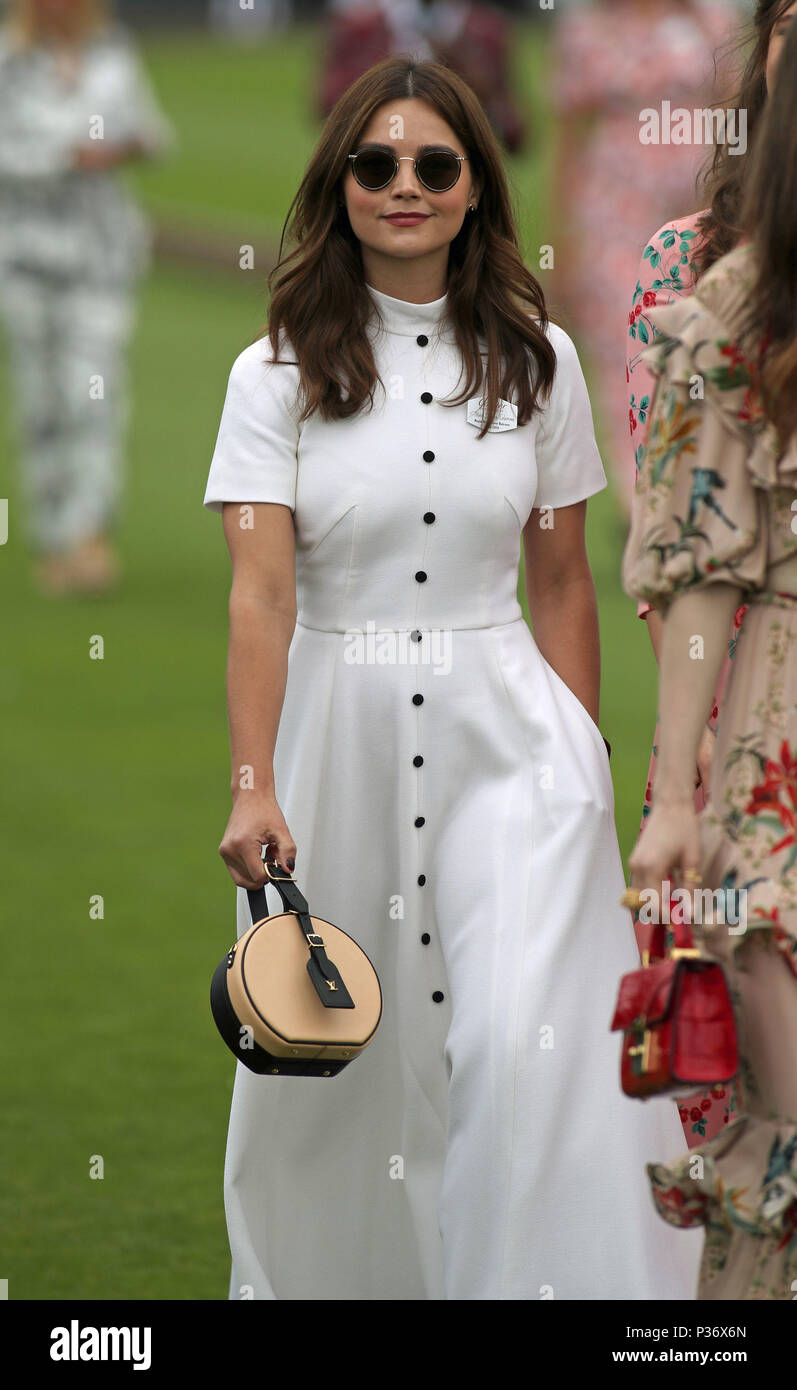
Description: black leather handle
xmin=247 ymin=864 xmax=307 ymax=926
xmin=246 ymin=857 xmax=355 ymax=1010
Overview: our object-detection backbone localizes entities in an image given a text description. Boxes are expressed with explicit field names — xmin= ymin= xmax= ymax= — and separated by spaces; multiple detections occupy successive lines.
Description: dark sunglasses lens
xmin=417 ymin=152 xmax=460 ymax=190
xmin=353 ymin=151 xmax=395 ymax=188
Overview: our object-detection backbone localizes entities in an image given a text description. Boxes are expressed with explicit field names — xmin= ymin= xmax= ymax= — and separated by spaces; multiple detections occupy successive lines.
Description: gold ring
xmin=683 ymin=868 xmax=703 ymax=885
xmin=620 ymin=887 xmax=645 ymax=911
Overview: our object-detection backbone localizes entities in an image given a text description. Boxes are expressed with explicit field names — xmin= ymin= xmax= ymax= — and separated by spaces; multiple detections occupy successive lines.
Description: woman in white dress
xmin=203 ymin=55 xmax=702 ymax=1300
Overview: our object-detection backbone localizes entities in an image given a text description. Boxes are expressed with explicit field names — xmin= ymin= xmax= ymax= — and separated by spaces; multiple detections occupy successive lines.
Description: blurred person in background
xmin=625 ymin=0 xmax=796 ymax=1153
xmin=622 ymin=14 xmax=797 ymax=1297
xmin=208 ymin=0 xmax=292 ymax=40
xmin=319 ymin=0 xmax=526 ymax=153
xmin=551 ymin=0 xmax=741 ymax=521
xmin=0 ymin=0 xmax=173 ymax=596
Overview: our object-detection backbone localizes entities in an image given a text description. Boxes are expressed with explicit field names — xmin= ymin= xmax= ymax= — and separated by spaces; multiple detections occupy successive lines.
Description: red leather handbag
xmin=610 ymin=896 xmax=739 ymax=1098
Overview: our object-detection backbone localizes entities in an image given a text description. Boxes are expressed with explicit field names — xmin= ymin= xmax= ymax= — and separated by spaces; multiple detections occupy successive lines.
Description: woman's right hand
xmin=218 ymin=793 xmax=297 ymax=889
xmin=628 ymin=794 xmax=703 ymax=905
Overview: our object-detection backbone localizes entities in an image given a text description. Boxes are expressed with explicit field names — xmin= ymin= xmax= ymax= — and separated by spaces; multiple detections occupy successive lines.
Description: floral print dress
xmin=622 ymin=239 xmax=797 ymax=1300
xmin=628 ymin=213 xmax=747 ymax=1147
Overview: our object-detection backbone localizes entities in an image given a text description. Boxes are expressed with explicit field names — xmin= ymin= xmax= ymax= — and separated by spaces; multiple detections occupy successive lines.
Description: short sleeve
xmin=0 ymin=37 xmax=75 ymax=178
xmin=533 ymin=323 xmax=607 ymax=510
xmin=621 ymin=289 xmax=773 ymax=611
xmin=203 ymin=338 xmax=301 ymax=515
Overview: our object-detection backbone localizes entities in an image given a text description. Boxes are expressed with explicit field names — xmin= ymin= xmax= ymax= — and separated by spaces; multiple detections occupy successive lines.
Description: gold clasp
xmin=263 ymin=858 xmax=295 ymax=882
xmin=628 ymin=1025 xmax=652 ymax=1071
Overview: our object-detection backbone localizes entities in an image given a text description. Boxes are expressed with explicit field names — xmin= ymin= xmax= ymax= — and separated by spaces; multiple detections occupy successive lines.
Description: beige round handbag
xmin=210 ymin=855 xmax=382 ymax=1076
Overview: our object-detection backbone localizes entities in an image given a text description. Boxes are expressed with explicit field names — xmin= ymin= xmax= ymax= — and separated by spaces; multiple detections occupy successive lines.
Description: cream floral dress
xmin=622 ymin=239 xmax=797 ymax=1300
xmin=628 ymin=213 xmax=746 ymax=1148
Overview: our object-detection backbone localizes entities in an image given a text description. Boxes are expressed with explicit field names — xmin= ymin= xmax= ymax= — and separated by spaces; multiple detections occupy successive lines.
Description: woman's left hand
xmin=627 ymin=795 xmax=702 ymax=909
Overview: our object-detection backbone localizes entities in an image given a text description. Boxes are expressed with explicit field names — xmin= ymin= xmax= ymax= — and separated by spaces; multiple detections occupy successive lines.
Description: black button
xmin=421 ymin=931 xmax=430 ymax=943
xmin=413 ymin=755 xmax=423 ymax=767
xmin=418 ymin=875 xmax=426 ymax=887
xmin=423 ymin=450 xmax=435 ymax=463
xmin=412 ymin=693 xmax=424 ymax=705
xmin=411 ymin=630 xmax=422 ymax=642
xmin=423 ymin=512 xmax=435 ymax=524
xmin=432 ymin=991 xmax=445 ymax=1003
xmin=415 ymin=816 xmax=425 ymax=828
xmin=415 ymin=570 xmax=427 ymax=582
xmin=420 ymin=391 xmax=433 ymax=404
xmin=416 ymin=334 xmax=428 ymax=346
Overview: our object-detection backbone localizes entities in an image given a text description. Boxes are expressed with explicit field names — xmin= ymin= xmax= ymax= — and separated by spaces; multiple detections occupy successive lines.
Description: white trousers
xmin=0 ymin=266 xmax=135 ymax=552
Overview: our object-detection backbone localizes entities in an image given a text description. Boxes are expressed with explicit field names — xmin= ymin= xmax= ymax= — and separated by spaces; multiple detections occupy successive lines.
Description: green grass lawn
xmin=0 ymin=25 xmax=659 ymax=1299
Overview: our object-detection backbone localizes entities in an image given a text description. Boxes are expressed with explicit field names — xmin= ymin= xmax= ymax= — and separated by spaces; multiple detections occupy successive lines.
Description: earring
xmin=468 ymin=204 xmax=477 ymax=213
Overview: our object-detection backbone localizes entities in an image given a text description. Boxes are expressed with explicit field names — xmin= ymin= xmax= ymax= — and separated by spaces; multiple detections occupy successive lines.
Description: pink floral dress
xmin=627 ymin=211 xmax=747 ymax=1147
xmin=553 ymin=0 xmax=739 ymax=512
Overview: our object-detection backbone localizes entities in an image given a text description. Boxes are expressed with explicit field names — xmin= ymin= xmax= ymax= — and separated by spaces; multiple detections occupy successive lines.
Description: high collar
xmin=366 ymin=281 xmax=449 ymax=337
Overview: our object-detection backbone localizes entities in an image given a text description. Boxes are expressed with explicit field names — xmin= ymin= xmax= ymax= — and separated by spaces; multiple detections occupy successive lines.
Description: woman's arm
xmin=523 ymin=499 xmax=601 ymax=726
xmin=69 ymin=37 xmax=175 ymax=172
xmin=653 ymin=583 xmax=742 ymax=802
xmin=71 ymin=137 xmax=154 ymax=172
xmin=644 ymin=585 xmax=721 ymax=802
xmin=644 ymin=606 xmax=664 ymax=664
xmin=628 ymin=582 xmax=741 ymax=892
xmin=217 ymin=501 xmax=298 ymax=887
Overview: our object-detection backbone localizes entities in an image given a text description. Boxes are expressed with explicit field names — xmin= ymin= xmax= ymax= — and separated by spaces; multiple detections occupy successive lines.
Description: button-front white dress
xmin=203 ymin=284 xmax=702 ymax=1300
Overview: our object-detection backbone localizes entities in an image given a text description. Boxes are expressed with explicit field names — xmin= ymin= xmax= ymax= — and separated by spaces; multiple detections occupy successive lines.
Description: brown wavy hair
xmin=4 ymin=0 xmax=109 ymax=45
xmin=734 ymin=16 xmax=797 ymax=449
xmin=693 ymin=0 xmax=795 ymax=279
xmin=264 ymin=55 xmax=556 ymax=440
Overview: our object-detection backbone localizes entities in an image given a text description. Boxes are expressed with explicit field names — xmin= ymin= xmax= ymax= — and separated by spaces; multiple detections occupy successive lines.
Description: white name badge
xmin=466 ymin=396 xmax=518 ymax=432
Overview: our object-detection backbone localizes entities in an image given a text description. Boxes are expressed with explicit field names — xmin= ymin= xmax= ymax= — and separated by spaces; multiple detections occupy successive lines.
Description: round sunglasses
xmin=347 ymin=146 xmax=469 ymax=194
